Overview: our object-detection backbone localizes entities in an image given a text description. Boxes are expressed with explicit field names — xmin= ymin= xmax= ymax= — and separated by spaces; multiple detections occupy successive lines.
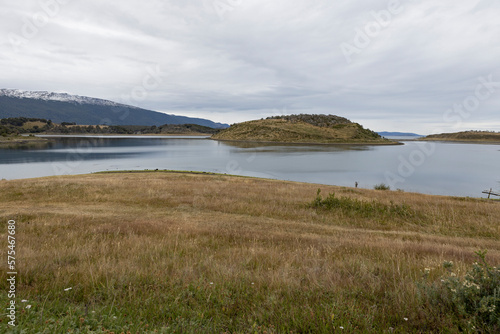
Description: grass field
xmin=0 ymin=172 xmax=499 ymax=333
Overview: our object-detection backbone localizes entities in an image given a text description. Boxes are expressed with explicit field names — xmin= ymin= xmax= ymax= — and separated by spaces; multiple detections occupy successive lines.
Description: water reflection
xmin=0 ymin=149 xmax=140 ymax=164
xmin=0 ymin=137 xmax=156 ymax=164
xmin=0 ymin=136 xmax=219 ymax=165
xmin=0 ymin=141 xmax=54 ymax=150
xmin=218 ymin=140 xmax=374 ymax=153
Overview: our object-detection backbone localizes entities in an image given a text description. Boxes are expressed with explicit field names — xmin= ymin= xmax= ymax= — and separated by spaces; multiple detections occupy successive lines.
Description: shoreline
xmin=1 ymin=169 xmax=495 ymax=202
xmin=210 ymin=138 xmax=403 ymax=146
xmin=0 ymin=135 xmax=51 ymax=146
xmin=12 ymin=169 xmax=495 ymax=200
xmin=37 ymin=133 xmax=211 ymax=137
xmin=408 ymin=138 xmax=500 ymax=145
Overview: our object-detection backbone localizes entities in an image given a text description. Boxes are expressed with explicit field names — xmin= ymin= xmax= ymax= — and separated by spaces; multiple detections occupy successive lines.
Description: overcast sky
xmin=1 ymin=0 xmax=499 ymax=134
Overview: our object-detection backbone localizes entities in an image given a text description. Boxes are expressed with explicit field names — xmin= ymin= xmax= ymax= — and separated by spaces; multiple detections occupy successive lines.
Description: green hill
xmin=422 ymin=131 xmax=500 ymax=142
xmin=212 ymin=114 xmax=397 ymax=144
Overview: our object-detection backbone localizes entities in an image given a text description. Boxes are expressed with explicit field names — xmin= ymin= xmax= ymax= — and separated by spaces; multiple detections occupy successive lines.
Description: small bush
xmin=374 ymin=183 xmax=390 ymax=191
xmin=420 ymin=251 xmax=500 ymax=332
xmin=312 ymin=189 xmax=414 ymax=219
xmin=266 ymin=114 xmax=352 ymax=127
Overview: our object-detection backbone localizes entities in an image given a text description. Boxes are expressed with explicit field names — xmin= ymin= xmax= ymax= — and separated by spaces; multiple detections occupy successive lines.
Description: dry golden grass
xmin=0 ymin=172 xmax=499 ymax=332
xmin=22 ymin=121 xmax=47 ymax=130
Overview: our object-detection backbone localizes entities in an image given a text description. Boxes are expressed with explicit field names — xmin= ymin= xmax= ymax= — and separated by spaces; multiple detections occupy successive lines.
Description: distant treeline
xmin=52 ymin=124 xmax=220 ymax=135
xmin=0 ymin=117 xmax=219 ymax=136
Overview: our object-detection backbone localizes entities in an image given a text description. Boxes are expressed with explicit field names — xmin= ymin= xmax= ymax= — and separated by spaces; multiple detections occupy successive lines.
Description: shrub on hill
xmin=267 ymin=114 xmax=352 ymax=128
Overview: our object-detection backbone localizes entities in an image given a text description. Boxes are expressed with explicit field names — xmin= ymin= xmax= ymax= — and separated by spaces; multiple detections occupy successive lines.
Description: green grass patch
xmin=311 ymin=189 xmax=416 ymax=219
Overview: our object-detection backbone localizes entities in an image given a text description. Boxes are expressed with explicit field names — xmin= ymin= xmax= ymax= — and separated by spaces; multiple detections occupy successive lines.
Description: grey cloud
xmin=0 ymin=0 xmax=499 ymax=134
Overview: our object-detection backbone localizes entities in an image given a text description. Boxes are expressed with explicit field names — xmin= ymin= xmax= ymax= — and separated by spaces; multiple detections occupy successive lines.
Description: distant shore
xmin=0 ymin=135 xmax=50 ymax=146
xmin=415 ymin=138 xmax=500 ymax=144
xmin=0 ymin=133 xmax=211 ymax=147
xmin=417 ymin=131 xmax=500 ymax=144
xmin=38 ymin=133 xmax=210 ymax=137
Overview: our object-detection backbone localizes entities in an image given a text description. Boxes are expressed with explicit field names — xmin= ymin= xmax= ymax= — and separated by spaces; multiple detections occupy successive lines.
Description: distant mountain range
xmin=377 ymin=131 xmax=422 ymax=137
xmin=0 ymin=89 xmax=228 ymax=128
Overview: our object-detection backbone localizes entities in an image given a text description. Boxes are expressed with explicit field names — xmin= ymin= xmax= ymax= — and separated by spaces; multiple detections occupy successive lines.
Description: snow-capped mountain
xmin=0 ymin=89 xmax=228 ymax=128
xmin=0 ymin=89 xmax=134 ymax=108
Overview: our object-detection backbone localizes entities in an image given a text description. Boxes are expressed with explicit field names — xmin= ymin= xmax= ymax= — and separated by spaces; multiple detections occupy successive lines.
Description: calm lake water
xmin=0 ymin=135 xmax=499 ymax=198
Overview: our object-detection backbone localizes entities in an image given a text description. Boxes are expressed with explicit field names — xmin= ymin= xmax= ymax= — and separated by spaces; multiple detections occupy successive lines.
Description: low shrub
xmin=312 ymin=189 xmax=414 ymax=219
xmin=374 ymin=183 xmax=391 ymax=191
xmin=420 ymin=251 xmax=500 ymax=332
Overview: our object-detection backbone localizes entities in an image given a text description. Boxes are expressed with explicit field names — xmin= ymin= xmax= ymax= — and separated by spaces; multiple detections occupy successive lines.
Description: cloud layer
xmin=1 ymin=0 xmax=499 ymax=133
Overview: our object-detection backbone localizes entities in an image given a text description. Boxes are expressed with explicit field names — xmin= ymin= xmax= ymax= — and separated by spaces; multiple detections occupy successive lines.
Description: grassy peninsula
xmin=0 ymin=135 xmax=49 ymax=148
xmin=212 ymin=114 xmax=397 ymax=144
xmin=421 ymin=130 xmax=500 ymax=143
xmin=1 ymin=172 xmax=499 ymax=333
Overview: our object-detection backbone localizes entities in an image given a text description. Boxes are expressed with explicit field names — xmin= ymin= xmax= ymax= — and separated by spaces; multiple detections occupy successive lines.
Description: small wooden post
xmin=482 ymin=188 xmax=500 ymax=199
